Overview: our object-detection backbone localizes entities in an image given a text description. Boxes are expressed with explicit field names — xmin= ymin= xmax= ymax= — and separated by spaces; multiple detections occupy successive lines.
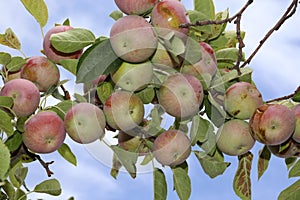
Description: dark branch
xmin=266 ymin=86 xmax=300 ymax=103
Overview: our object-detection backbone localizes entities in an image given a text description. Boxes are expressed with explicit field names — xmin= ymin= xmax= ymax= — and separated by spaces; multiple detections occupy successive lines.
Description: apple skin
xmin=153 ymin=130 xmax=191 ymax=167
xmin=292 ymin=104 xmax=300 ymax=143
xmin=111 ymin=61 xmax=153 ymax=91
xmin=216 ymin=119 xmax=255 ymax=156
xmin=110 ymin=15 xmax=158 ymax=63
xmin=23 ymin=111 xmax=66 ymax=154
xmin=114 ymin=0 xmax=158 ymax=15
xmin=267 ymin=138 xmax=300 ymax=158
xmin=151 ymin=0 xmax=190 ymax=37
xmin=64 ymin=103 xmax=106 ymax=144
xmin=181 ymin=42 xmax=217 ymax=78
xmin=250 ymin=104 xmax=296 ymax=145
xmin=43 ymin=25 xmax=83 ymax=63
xmin=103 ymin=91 xmax=144 ymax=132
xmin=224 ymin=82 xmax=263 ymax=120
xmin=158 ymin=73 xmax=203 ymax=119
xmin=0 ymin=79 xmax=40 ymax=117
xmin=20 ymin=56 xmax=60 ymax=92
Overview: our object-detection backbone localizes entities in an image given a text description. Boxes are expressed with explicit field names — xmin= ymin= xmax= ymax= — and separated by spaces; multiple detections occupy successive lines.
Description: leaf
xmin=183 ymin=37 xmax=202 ymax=65
xmin=194 ymin=151 xmax=230 ymax=178
xmin=33 ymin=179 xmax=62 ymax=196
xmin=216 ymin=48 xmax=245 ymax=63
xmin=20 ymin=0 xmax=48 ymax=27
xmin=204 ymin=92 xmax=226 ymax=127
xmin=172 ymin=166 xmax=191 ymax=200
xmin=57 ymin=143 xmax=77 ymax=166
xmin=110 ymin=145 xmax=138 ymax=178
xmin=0 ymin=96 xmax=14 ymax=108
xmin=257 ymin=145 xmax=271 ymax=180
xmin=58 ymin=59 xmax=78 ymax=75
xmin=48 ymin=100 xmax=75 ymax=120
xmin=96 ymin=82 xmax=114 ymax=104
xmin=2 ymin=180 xmax=15 ymax=200
xmin=135 ymin=87 xmax=155 ymax=104
xmin=110 ymin=153 xmax=122 ymax=179
xmin=278 ymin=179 xmax=300 ymax=200
xmin=289 ymin=160 xmax=300 ymax=178
xmin=76 ymin=39 xmax=122 ymax=83
xmin=0 ymin=28 xmax=21 ymax=49
xmin=5 ymin=131 xmax=23 ymax=152
xmin=14 ymin=167 xmax=28 ymax=186
xmin=286 ymin=157 xmax=298 ymax=170
xmin=292 ymin=90 xmax=300 ymax=102
xmin=0 ymin=141 xmax=10 ymax=180
xmin=74 ymin=93 xmax=87 ymax=103
xmin=154 ymin=168 xmax=167 ymax=200
xmin=6 ymin=56 xmax=26 ymax=72
xmin=209 ymin=9 xmax=229 ymax=40
xmin=109 ymin=10 xmax=123 ymax=21
xmin=190 ymin=115 xmax=214 ymax=146
xmin=14 ymin=188 xmax=26 ymax=200
xmin=9 ymin=161 xmax=23 ymax=188
xmin=0 ymin=109 xmax=14 ymax=137
xmin=194 ymin=0 xmax=215 ymax=20
xmin=233 ymin=152 xmax=253 ymax=200
xmin=0 ymin=52 xmax=11 ymax=65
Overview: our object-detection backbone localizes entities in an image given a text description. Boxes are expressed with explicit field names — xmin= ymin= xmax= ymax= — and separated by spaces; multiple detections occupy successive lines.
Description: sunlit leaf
xmin=33 ymin=179 xmax=62 ymax=196
xmin=0 ymin=141 xmax=10 ymax=180
xmin=0 ymin=96 xmax=13 ymax=108
xmin=6 ymin=56 xmax=26 ymax=72
xmin=289 ymin=160 xmax=300 ymax=178
xmin=209 ymin=9 xmax=229 ymax=40
xmin=154 ymin=168 xmax=167 ymax=200
xmin=278 ymin=179 xmax=300 ymax=200
xmin=0 ymin=52 xmax=11 ymax=65
xmin=58 ymin=143 xmax=77 ymax=166
xmin=20 ymin=0 xmax=48 ymax=27
xmin=48 ymin=100 xmax=75 ymax=120
xmin=0 ymin=28 xmax=21 ymax=50
xmin=109 ymin=10 xmax=123 ymax=21
xmin=58 ymin=59 xmax=78 ymax=75
xmin=194 ymin=0 xmax=215 ymax=19
xmin=233 ymin=152 xmax=253 ymax=200
xmin=257 ymin=145 xmax=271 ymax=180
xmin=172 ymin=166 xmax=191 ymax=200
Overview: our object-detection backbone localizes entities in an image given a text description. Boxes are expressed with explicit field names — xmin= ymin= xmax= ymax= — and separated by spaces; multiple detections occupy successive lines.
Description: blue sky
xmin=0 ymin=0 xmax=300 ymax=199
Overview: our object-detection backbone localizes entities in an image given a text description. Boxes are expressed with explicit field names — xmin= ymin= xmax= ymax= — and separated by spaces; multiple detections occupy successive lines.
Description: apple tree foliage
xmin=0 ymin=0 xmax=300 ymax=199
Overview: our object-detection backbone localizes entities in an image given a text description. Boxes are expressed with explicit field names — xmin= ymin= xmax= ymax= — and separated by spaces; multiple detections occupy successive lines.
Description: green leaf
xmin=190 ymin=115 xmax=214 ymax=146
xmin=48 ymin=100 xmax=75 ymax=120
xmin=2 ymin=180 xmax=15 ymax=200
xmin=0 ymin=96 xmax=14 ymax=108
xmin=135 ymin=87 xmax=155 ymax=104
xmin=194 ymin=0 xmax=215 ymax=19
xmin=57 ymin=143 xmax=77 ymax=166
xmin=9 ymin=161 xmax=23 ymax=188
xmin=58 ymin=59 xmax=78 ymax=75
xmin=204 ymin=92 xmax=226 ymax=127
xmin=0 ymin=141 xmax=10 ymax=180
xmin=154 ymin=168 xmax=167 ymax=200
xmin=187 ymin=10 xmax=212 ymax=41
xmin=76 ymin=39 xmax=122 ymax=83
xmin=110 ymin=153 xmax=122 ymax=179
xmin=20 ymin=0 xmax=48 ymax=27
xmin=33 ymin=179 xmax=62 ymax=196
xmin=172 ymin=166 xmax=191 ymax=200
xmin=14 ymin=188 xmax=26 ymax=200
xmin=209 ymin=9 xmax=229 ymax=40
xmin=109 ymin=10 xmax=123 ymax=21
xmin=50 ymin=28 xmax=95 ymax=53
xmin=74 ymin=93 xmax=87 ymax=103
xmin=216 ymin=47 xmax=245 ymax=64
xmin=110 ymin=145 xmax=138 ymax=178
xmin=6 ymin=56 xmax=26 ymax=72
xmin=194 ymin=151 xmax=229 ymax=178
xmin=257 ymin=145 xmax=271 ymax=180
xmin=5 ymin=131 xmax=23 ymax=152
xmin=286 ymin=157 xmax=298 ymax=170
xmin=0 ymin=109 xmax=14 ymax=137
xmin=0 ymin=52 xmax=11 ymax=65
xmin=14 ymin=167 xmax=28 ymax=186
xmin=233 ymin=152 xmax=253 ymax=200
xmin=278 ymin=179 xmax=300 ymax=200
xmin=289 ymin=160 xmax=300 ymax=178
xmin=292 ymin=89 xmax=300 ymax=102
xmin=183 ymin=37 xmax=202 ymax=65
xmin=0 ymin=28 xmax=21 ymax=50
xmin=96 ymin=82 xmax=114 ymax=104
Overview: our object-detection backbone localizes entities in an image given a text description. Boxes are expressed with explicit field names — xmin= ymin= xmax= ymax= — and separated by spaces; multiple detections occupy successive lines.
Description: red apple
xmin=292 ymin=104 xmax=300 ymax=143
xmin=20 ymin=56 xmax=60 ymax=92
xmin=153 ymin=129 xmax=191 ymax=167
xmin=114 ymin=0 xmax=158 ymax=15
xmin=0 ymin=79 xmax=40 ymax=117
xmin=64 ymin=103 xmax=106 ymax=144
xmin=110 ymin=15 xmax=158 ymax=63
xmin=158 ymin=73 xmax=203 ymax=119
xmin=43 ymin=25 xmax=83 ymax=63
xmin=23 ymin=111 xmax=66 ymax=153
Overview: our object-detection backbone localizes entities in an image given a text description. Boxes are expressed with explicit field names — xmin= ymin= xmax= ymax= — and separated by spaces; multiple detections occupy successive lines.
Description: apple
xmin=43 ymin=25 xmax=83 ymax=63
xmin=20 ymin=56 xmax=60 ymax=92
xmin=114 ymin=0 xmax=158 ymax=15
xmin=250 ymin=104 xmax=296 ymax=145
xmin=23 ymin=111 xmax=66 ymax=153
xmin=153 ymin=129 xmax=191 ymax=167
xmin=292 ymin=104 xmax=300 ymax=143
xmin=118 ymin=131 xmax=149 ymax=155
xmin=181 ymin=42 xmax=218 ymax=78
xmin=158 ymin=73 xmax=203 ymax=119
xmin=151 ymin=42 xmax=177 ymax=68
xmin=103 ymin=91 xmax=144 ymax=132
xmin=151 ymin=0 xmax=190 ymax=37
xmin=216 ymin=119 xmax=255 ymax=156
xmin=224 ymin=82 xmax=263 ymax=119
xmin=111 ymin=61 xmax=153 ymax=91
xmin=0 ymin=78 xmax=40 ymax=117
xmin=267 ymin=138 xmax=300 ymax=158
xmin=64 ymin=102 xmax=106 ymax=144
xmin=110 ymin=15 xmax=158 ymax=63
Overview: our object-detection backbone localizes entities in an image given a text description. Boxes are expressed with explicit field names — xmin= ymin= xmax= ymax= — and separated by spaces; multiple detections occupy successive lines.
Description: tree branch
xmin=266 ymin=86 xmax=300 ymax=103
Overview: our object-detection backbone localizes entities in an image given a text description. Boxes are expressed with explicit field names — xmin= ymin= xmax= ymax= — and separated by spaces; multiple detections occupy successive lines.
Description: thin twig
xmin=266 ymin=86 xmax=300 ymax=103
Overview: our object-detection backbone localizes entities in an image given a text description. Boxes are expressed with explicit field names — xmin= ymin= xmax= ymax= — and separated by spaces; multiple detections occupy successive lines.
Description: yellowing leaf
xmin=0 ymin=28 xmax=21 ymax=50
xmin=257 ymin=145 xmax=271 ymax=180
xmin=20 ymin=0 xmax=48 ymax=27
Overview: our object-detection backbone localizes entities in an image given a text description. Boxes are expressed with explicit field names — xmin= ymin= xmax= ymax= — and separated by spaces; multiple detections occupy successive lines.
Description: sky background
xmin=0 ymin=0 xmax=300 ymax=200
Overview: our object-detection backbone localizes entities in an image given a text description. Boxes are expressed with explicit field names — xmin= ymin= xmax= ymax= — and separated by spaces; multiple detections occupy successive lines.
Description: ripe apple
xmin=114 ymin=0 xmax=158 ymax=15
xmin=103 ymin=91 xmax=144 ymax=132
xmin=0 ymin=79 xmax=40 ymax=117
xmin=216 ymin=119 xmax=255 ymax=156
xmin=267 ymin=138 xmax=300 ymax=158
xmin=153 ymin=129 xmax=191 ymax=167
xmin=64 ymin=102 xmax=106 ymax=144
xmin=151 ymin=42 xmax=177 ymax=68
xmin=23 ymin=111 xmax=66 ymax=153
xmin=20 ymin=56 xmax=60 ymax=92
xmin=118 ymin=131 xmax=149 ymax=155
xmin=250 ymin=104 xmax=296 ymax=145
xmin=158 ymin=73 xmax=203 ymax=119
xmin=151 ymin=0 xmax=190 ymax=37
xmin=181 ymin=42 xmax=218 ymax=78
xmin=111 ymin=61 xmax=153 ymax=91
xmin=110 ymin=15 xmax=158 ymax=63
xmin=43 ymin=25 xmax=83 ymax=63
xmin=292 ymin=104 xmax=300 ymax=143
xmin=224 ymin=82 xmax=263 ymax=119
